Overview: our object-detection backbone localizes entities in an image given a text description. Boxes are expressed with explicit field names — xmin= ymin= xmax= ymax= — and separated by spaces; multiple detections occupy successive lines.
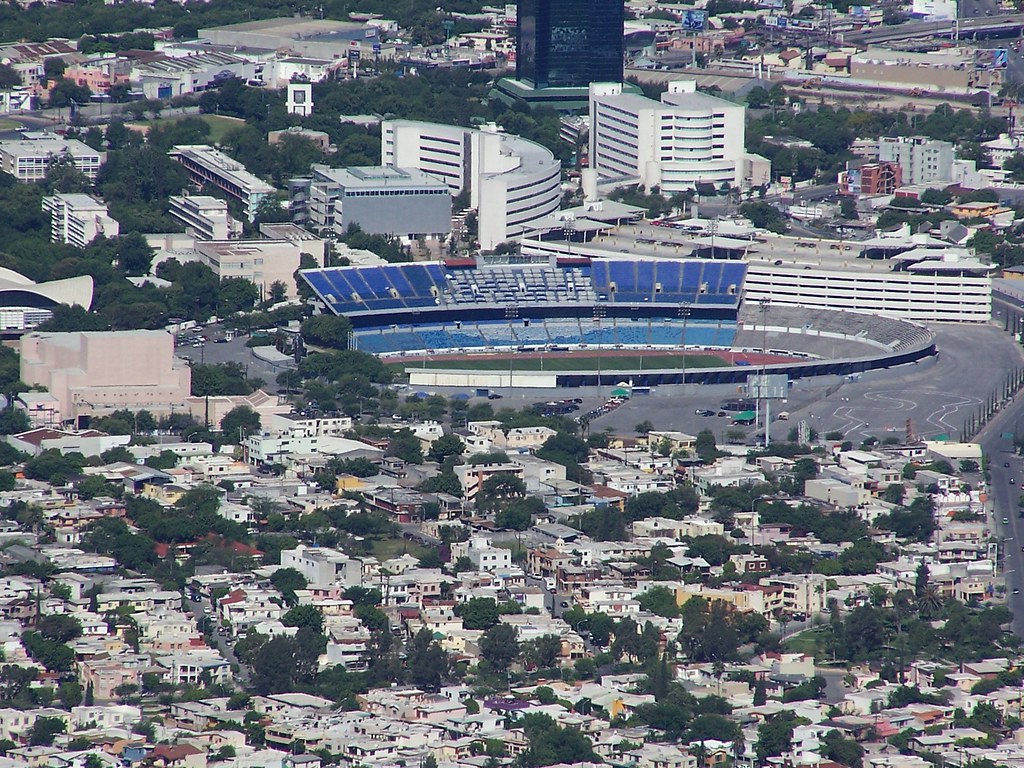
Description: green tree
xmin=57 ymin=681 xmax=82 ymax=708
xmin=270 ymin=568 xmax=308 ymax=606
xmin=822 ymin=730 xmax=865 ymax=768
xmin=480 ymin=623 xmax=519 ymax=671
xmin=519 ymin=713 xmax=598 ymax=767
xmin=495 ymin=496 xmax=544 ymax=531
xmin=428 ymin=434 xmax=465 ymax=464
xmin=0 ymin=407 xmax=30 ymax=435
xmin=28 ymin=717 xmax=65 ymax=746
xmin=300 ymin=315 xmax=353 ymax=350
xmin=757 ymin=714 xmax=796 ymax=762
xmin=113 ymin=233 xmax=155 ymax=275
xmin=638 ymin=586 xmax=680 ymax=618
xmin=475 ymin=473 xmax=526 ymax=514
xmin=387 ymin=428 xmax=423 ymax=464
xmin=219 ymin=278 xmax=260 ymax=314
xmin=48 ymin=79 xmax=91 ymax=108
xmin=455 ymin=598 xmax=500 ymax=630
xmin=282 ymin=604 xmax=324 ymax=635
xmin=220 ymin=406 xmax=261 ymax=440
xmin=406 ymin=629 xmax=449 ymax=691
xmin=695 ymin=429 xmax=722 ymax=463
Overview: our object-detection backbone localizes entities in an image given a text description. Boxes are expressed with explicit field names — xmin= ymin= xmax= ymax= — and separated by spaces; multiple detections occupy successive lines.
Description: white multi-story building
xmin=911 ymin=0 xmax=957 ymax=18
xmin=169 ymin=145 xmax=275 ymax=221
xmin=588 ymin=80 xmax=770 ymax=192
xmin=381 ymin=119 xmax=562 ymax=250
xmin=281 ymin=544 xmax=363 ymax=587
xmin=878 ymin=136 xmax=955 ymax=186
xmin=168 ymin=195 xmax=242 ymax=240
xmin=743 ymin=249 xmax=992 ymax=324
xmin=0 ymin=134 xmax=105 ymax=182
xmin=242 ymin=430 xmax=319 ymax=465
xmin=450 ymin=536 xmax=513 ymax=572
xmin=43 ymin=193 xmax=119 ymax=247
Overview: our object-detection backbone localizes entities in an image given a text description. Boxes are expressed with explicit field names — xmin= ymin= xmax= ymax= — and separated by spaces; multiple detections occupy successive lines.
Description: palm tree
xmin=917 ymin=586 xmax=943 ymax=618
xmin=712 ymin=660 xmax=725 ymax=695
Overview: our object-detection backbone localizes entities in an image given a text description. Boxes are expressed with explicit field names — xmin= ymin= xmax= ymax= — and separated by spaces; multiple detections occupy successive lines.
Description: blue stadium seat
xmin=616 ymin=325 xmax=648 ymax=346
xmin=580 ymin=324 xmax=617 ymax=345
xmin=656 ymin=262 xmax=682 ymax=295
xmin=684 ymin=325 xmax=718 ymax=346
xmin=400 ymin=265 xmax=435 ymax=296
xmin=701 ymin=262 xmax=724 ymax=296
xmin=304 ymin=272 xmax=334 ymax=300
xmin=418 ymin=328 xmax=454 ymax=349
xmin=544 ymin=322 xmax=581 ymax=345
xmin=636 ymin=261 xmax=655 ymax=298
xmin=360 ymin=268 xmax=392 ymax=297
xmin=721 ymin=263 xmax=747 ymax=295
xmin=344 ymin=270 xmax=373 ymax=297
xmin=609 ymin=262 xmax=636 ymax=292
xmin=649 ymin=325 xmax=683 ymax=346
xmin=716 ymin=323 xmax=738 ymax=347
xmin=516 ymin=324 xmax=550 ymax=343
xmin=382 ymin=266 xmax=414 ymax=295
xmin=478 ymin=323 xmax=517 ymax=344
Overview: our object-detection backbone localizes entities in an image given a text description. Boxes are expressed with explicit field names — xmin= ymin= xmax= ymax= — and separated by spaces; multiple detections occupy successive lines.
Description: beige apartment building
xmin=20 ymin=330 xmax=191 ymax=426
xmin=193 ymin=239 xmax=319 ymax=299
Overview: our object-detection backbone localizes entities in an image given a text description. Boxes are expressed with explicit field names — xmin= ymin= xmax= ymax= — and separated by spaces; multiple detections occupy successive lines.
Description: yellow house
xmin=646 ymin=430 xmax=696 ymax=453
xmin=141 ymin=482 xmax=187 ymax=505
xmin=950 ymin=200 xmax=1010 ymax=219
xmin=336 ymin=474 xmax=367 ymax=492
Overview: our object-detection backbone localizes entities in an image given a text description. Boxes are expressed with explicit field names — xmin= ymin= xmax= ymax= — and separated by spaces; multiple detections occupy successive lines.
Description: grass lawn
xmin=139 ymin=114 xmax=245 ymax=143
xmin=0 ymin=118 xmax=22 ymax=131
xmin=370 ymin=536 xmax=432 ymax=562
xmin=390 ymin=352 xmax=726 ymax=373
xmin=784 ymin=626 xmax=829 ymax=655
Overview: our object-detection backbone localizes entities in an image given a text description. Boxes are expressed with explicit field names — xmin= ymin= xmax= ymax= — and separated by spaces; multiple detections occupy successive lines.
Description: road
xmin=977 ymin=397 xmax=1024 ymax=635
xmin=587 ymin=323 xmax=1020 ymax=445
xmin=186 ymin=593 xmax=251 ymax=687
xmin=850 ymin=13 xmax=1024 ymax=44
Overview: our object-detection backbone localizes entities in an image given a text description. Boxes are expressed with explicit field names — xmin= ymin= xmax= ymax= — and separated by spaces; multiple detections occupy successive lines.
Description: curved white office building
xmin=589 ymin=81 xmax=770 ymax=192
xmin=382 ymin=119 xmax=561 ymax=250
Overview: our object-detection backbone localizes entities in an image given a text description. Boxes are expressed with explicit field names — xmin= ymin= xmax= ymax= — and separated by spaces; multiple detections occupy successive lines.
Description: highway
xmin=978 ymin=396 xmax=1024 ymax=636
xmin=850 ymin=13 xmax=1024 ymax=43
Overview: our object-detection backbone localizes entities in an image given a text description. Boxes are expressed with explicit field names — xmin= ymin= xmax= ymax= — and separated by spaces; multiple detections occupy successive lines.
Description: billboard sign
xmin=747 ymin=374 xmax=789 ymax=400
xmin=682 ymin=10 xmax=707 ymax=30
xmin=974 ymin=48 xmax=1009 ymax=69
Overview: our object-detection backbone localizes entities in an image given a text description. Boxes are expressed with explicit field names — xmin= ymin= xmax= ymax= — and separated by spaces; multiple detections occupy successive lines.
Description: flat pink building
xmin=20 ymin=330 xmax=191 ymax=427
xmin=64 ymin=58 xmax=131 ymax=94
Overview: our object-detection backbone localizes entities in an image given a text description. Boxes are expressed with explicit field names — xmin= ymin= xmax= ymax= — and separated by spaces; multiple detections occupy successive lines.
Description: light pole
xmin=680 ymin=301 xmax=692 ymax=384
xmin=749 ymin=493 xmax=773 ymax=544
xmin=758 ymin=298 xmax=770 ymax=445
xmin=563 ymin=215 xmax=576 ymax=257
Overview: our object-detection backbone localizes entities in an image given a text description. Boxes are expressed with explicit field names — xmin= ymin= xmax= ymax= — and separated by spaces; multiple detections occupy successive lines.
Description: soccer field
xmin=391 ymin=352 xmax=727 ymax=373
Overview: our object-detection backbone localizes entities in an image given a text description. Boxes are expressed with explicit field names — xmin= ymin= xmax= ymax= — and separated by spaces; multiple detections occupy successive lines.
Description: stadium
xmin=298 ymin=255 xmax=937 ymax=390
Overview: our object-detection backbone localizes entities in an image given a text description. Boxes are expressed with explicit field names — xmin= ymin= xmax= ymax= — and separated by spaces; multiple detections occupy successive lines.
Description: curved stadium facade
xmin=300 ymin=256 xmax=745 ymax=355
xmin=299 ymin=254 xmax=936 ymax=390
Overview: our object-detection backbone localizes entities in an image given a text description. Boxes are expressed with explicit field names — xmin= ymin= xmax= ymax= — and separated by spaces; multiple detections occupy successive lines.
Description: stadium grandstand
xmin=299 ymin=256 xmax=747 ymax=354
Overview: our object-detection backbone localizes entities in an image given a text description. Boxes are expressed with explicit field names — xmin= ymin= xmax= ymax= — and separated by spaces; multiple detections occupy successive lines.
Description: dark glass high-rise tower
xmin=516 ymin=0 xmax=624 ymax=89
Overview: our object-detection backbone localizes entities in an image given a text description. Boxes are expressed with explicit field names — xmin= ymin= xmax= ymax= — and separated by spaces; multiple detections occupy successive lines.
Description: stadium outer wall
xmin=402 ymin=321 xmax=937 ymax=389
